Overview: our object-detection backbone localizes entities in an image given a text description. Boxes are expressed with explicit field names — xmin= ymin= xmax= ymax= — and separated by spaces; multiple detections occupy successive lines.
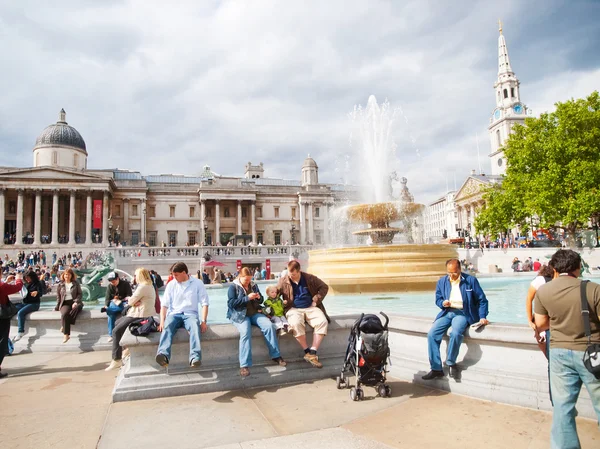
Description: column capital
xmin=199 ymin=199 xmax=206 ymax=204
xmin=17 ymin=188 xmax=25 ymax=195
xmin=123 ymin=197 xmax=130 ymax=202
xmin=214 ymin=199 xmax=220 ymax=204
xmin=237 ymin=199 xmax=242 ymax=205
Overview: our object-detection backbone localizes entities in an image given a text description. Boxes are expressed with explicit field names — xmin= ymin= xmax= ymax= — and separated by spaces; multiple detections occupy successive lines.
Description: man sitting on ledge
xmin=156 ymin=262 xmax=209 ymax=368
xmin=422 ymin=258 xmax=489 ymax=380
xmin=277 ymin=260 xmax=329 ymax=368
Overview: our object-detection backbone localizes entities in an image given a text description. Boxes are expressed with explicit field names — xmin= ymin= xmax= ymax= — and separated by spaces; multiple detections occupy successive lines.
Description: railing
xmin=111 ymin=245 xmax=316 ymax=260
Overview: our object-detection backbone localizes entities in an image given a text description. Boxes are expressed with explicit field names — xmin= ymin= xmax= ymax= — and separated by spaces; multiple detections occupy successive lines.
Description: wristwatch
xmin=201 ymin=319 xmax=207 ymax=324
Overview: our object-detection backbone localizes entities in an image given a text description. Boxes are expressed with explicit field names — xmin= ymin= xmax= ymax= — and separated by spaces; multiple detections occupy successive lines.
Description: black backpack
xmin=129 ymin=317 xmax=158 ymax=337
xmin=154 ymin=274 xmax=164 ymax=289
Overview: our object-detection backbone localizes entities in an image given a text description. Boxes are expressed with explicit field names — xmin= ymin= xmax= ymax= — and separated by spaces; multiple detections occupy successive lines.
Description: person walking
xmin=54 ymin=268 xmax=83 ymax=343
xmin=534 ymin=249 xmax=600 ymax=448
xmin=227 ymin=267 xmax=286 ymax=377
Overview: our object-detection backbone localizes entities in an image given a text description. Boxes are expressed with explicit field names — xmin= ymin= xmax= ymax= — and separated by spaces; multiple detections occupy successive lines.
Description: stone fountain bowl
xmin=346 ymin=202 xmax=424 ymax=227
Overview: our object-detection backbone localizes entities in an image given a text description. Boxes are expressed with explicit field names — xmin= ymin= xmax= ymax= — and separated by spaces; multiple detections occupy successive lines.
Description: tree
xmin=476 ymin=91 xmax=600 ymax=243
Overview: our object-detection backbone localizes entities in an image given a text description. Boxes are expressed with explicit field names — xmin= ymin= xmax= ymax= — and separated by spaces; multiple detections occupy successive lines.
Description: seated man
xmin=277 ymin=260 xmax=329 ymax=368
xmin=102 ymin=271 xmax=133 ymax=342
xmin=422 ymin=258 xmax=489 ymax=380
xmin=156 ymin=262 xmax=209 ymax=368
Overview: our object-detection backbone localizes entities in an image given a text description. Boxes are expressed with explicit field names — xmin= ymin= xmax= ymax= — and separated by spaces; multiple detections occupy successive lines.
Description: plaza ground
xmin=0 ymin=351 xmax=598 ymax=449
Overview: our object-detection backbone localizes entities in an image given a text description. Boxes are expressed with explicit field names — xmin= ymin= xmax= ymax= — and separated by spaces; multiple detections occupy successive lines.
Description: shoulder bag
xmin=0 ymin=300 xmax=18 ymax=320
xmin=579 ymin=280 xmax=600 ymax=379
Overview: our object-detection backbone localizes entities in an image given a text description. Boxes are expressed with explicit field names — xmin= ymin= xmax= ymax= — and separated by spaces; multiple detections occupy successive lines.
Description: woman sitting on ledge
xmin=227 ymin=267 xmax=286 ymax=377
xmin=54 ymin=268 xmax=83 ymax=343
xmin=13 ymin=270 xmax=43 ymax=342
xmin=106 ymin=268 xmax=156 ymax=371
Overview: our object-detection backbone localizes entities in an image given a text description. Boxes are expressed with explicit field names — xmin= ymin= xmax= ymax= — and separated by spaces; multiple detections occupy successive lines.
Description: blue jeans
xmin=15 ymin=303 xmax=40 ymax=333
xmin=427 ymin=309 xmax=469 ymax=371
xmin=157 ymin=313 xmax=201 ymax=363
xmin=549 ymin=348 xmax=600 ymax=449
xmin=232 ymin=313 xmax=280 ymax=368
xmin=106 ymin=302 xmax=125 ymax=336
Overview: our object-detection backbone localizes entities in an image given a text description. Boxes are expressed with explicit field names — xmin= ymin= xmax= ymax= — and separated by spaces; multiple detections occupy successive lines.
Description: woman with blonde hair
xmin=106 ymin=267 xmax=156 ymax=371
xmin=54 ymin=268 xmax=83 ymax=343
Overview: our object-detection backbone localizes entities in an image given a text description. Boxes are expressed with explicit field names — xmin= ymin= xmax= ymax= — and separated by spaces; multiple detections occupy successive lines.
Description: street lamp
xmin=108 ymin=218 xmax=113 ymax=246
xmin=142 ymin=207 xmax=146 ymax=245
xmin=204 ymin=222 xmax=208 ymax=245
xmin=291 ymin=223 xmax=296 ymax=245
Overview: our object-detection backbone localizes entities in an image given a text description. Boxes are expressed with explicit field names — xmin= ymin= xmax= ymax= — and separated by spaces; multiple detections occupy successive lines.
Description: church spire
xmin=497 ymin=19 xmax=513 ymax=75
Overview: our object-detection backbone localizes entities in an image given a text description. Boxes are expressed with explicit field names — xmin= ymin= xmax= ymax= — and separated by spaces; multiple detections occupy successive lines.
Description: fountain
xmin=308 ymin=96 xmax=457 ymax=294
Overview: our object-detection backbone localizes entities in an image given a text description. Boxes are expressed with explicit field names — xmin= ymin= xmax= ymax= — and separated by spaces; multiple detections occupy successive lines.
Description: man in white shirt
xmin=156 ymin=262 xmax=209 ymax=368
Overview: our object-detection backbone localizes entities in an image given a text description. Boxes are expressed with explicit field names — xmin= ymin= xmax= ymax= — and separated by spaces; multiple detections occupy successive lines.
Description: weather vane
xmin=498 ymin=19 xmax=503 ymax=35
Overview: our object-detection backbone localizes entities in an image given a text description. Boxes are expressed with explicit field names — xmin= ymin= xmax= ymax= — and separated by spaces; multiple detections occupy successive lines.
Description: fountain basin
xmin=308 ymin=244 xmax=458 ymax=294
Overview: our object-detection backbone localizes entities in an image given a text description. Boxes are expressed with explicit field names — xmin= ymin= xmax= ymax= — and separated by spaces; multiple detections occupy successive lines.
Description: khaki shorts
xmin=285 ymin=307 xmax=328 ymax=337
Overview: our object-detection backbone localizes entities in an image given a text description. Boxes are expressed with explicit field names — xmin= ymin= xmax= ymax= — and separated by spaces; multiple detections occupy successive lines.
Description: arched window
xmin=510 ymin=87 xmax=515 ymax=98
xmin=52 ymin=151 xmax=58 ymax=165
xmin=503 ymin=89 xmax=508 ymax=99
xmin=74 ymin=153 xmax=79 ymax=167
xmin=496 ymin=129 xmax=502 ymax=147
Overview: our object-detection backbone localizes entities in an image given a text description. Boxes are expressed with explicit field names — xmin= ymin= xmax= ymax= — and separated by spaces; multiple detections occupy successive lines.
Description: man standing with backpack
xmin=535 ymin=249 xmax=600 ymax=448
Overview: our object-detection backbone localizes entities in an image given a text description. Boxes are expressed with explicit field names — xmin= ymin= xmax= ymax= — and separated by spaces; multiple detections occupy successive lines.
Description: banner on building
xmin=236 ymin=260 xmax=242 ymax=272
xmin=93 ymin=200 xmax=102 ymax=229
xmin=265 ymin=259 xmax=271 ymax=280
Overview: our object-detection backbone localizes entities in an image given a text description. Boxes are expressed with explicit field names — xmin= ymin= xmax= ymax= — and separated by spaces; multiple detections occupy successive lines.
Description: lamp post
xmin=142 ymin=207 xmax=146 ymax=245
xmin=204 ymin=222 xmax=208 ymax=245
xmin=291 ymin=223 xmax=296 ymax=245
xmin=108 ymin=218 xmax=113 ymax=247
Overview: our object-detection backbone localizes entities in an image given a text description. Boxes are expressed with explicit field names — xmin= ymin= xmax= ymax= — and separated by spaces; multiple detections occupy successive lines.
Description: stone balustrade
xmin=111 ymin=245 xmax=314 ymax=261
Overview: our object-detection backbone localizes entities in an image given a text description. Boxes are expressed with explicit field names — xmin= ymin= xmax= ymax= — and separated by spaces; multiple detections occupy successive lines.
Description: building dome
xmin=34 ymin=109 xmax=87 ymax=154
xmin=302 ymin=154 xmax=318 ymax=168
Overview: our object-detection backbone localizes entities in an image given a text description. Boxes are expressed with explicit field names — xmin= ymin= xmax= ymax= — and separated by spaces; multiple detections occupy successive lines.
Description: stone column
xmin=0 ymin=189 xmax=5 ymax=246
xmin=15 ymin=189 xmax=24 ymax=245
xmin=51 ymin=190 xmax=59 ymax=245
xmin=322 ymin=202 xmax=330 ymax=244
xmin=307 ymin=201 xmax=314 ymax=244
xmin=123 ymin=198 xmax=129 ymax=244
xmin=141 ymin=199 xmax=147 ymax=244
xmin=85 ymin=191 xmax=92 ymax=245
xmin=33 ymin=190 xmax=42 ymax=245
xmin=299 ymin=200 xmax=306 ymax=244
xmin=68 ymin=190 xmax=76 ymax=245
xmin=237 ymin=200 xmax=243 ymax=236
xmin=250 ymin=201 xmax=256 ymax=244
xmin=200 ymin=200 xmax=206 ymax=244
xmin=102 ymin=191 xmax=109 ymax=246
xmin=214 ymin=200 xmax=220 ymax=245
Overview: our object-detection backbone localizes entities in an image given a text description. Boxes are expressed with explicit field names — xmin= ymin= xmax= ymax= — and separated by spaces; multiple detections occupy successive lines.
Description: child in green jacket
xmin=264 ymin=286 xmax=289 ymax=334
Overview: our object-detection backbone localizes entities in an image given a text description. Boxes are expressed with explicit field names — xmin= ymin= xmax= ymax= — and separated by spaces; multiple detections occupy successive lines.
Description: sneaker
xmin=107 ymin=337 xmax=113 ymax=343
xmin=190 ymin=358 xmax=202 ymax=367
xmin=421 ymin=370 xmax=445 ymax=380
xmin=12 ymin=332 xmax=25 ymax=342
xmin=240 ymin=367 xmax=250 ymax=377
xmin=155 ymin=353 xmax=169 ymax=367
xmin=62 ymin=335 xmax=70 ymax=344
xmin=105 ymin=360 xmax=123 ymax=372
xmin=272 ymin=357 xmax=287 ymax=367
xmin=303 ymin=353 xmax=323 ymax=368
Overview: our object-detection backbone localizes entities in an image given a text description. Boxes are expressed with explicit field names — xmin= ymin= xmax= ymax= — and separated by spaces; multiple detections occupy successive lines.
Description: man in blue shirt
xmin=422 ymin=258 xmax=489 ymax=380
xmin=156 ymin=262 xmax=210 ymax=368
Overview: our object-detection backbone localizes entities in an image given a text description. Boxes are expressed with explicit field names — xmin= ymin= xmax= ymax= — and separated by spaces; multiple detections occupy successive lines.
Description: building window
xmin=114 ymin=204 xmax=121 ymax=217
xmin=511 ymin=87 xmax=515 ymax=98
xmin=291 ymin=207 xmax=296 ymax=219
xmin=242 ymin=207 xmax=247 ymax=218
xmin=132 ymin=204 xmax=138 ymax=216
xmin=188 ymin=231 xmax=197 ymax=246
xmin=52 ymin=151 xmax=58 ymax=165
xmin=274 ymin=207 xmax=279 ymax=218
xmin=131 ymin=231 xmax=140 ymax=246
xmin=315 ymin=207 xmax=320 ymax=218
xmin=315 ymin=231 xmax=322 ymax=244
xmin=8 ymin=201 xmax=15 ymax=214
xmin=189 ymin=206 xmax=195 ymax=218
xmin=206 ymin=207 xmax=212 ymax=218
xmin=149 ymin=206 xmax=156 ymax=218
xmin=224 ymin=207 xmax=230 ymax=218
xmin=496 ymin=129 xmax=502 ymax=147
xmin=257 ymin=231 xmax=264 ymax=244
xmin=274 ymin=230 xmax=282 ymax=245
xmin=257 ymin=207 xmax=263 ymax=218
xmin=73 ymin=153 xmax=78 ymax=167
xmin=170 ymin=206 xmax=175 ymax=218
xmin=503 ymin=89 xmax=508 ymax=99
xmin=205 ymin=231 xmax=212 ymax=245
xmin=168 ymin=231 xmax=177 ymax=246
xmin=148 ymin=231 xmax=157 ymax=247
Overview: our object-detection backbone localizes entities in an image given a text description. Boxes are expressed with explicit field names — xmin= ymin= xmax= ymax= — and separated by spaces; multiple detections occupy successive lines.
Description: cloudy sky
xmin=0 ymin=0 xmax=598 ymax=203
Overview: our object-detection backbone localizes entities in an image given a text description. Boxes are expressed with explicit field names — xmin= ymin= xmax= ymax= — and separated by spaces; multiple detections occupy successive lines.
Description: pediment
xmin=454 ymin=177 xmax=489 ymax=202
xmin=0 ymin=167 xmax=108 ymax=181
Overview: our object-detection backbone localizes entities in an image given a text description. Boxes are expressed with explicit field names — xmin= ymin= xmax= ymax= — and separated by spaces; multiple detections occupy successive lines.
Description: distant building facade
xmin=424 ymin=191 xmax=457 ymax=243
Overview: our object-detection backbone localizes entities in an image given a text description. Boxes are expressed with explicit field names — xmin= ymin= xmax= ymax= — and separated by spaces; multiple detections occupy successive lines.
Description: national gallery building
xmin=0 ymin=110 xmax=355 ymax=249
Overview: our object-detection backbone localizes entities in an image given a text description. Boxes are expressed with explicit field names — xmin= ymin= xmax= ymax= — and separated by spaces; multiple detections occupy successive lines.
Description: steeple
xmin=58 ymin=108 xmax=67 ymax=124
xmin=488 ymin=21 xmax=527 ymax=176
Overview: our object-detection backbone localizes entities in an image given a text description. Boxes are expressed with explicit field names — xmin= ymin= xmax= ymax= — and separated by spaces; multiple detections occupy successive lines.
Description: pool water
xmin=39 ymin=276 xmax=545 ymax=326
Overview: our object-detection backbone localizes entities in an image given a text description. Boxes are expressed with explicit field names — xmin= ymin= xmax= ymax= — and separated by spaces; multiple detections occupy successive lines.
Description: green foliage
xmin=476 ymin=91 xmax=600 ymax=237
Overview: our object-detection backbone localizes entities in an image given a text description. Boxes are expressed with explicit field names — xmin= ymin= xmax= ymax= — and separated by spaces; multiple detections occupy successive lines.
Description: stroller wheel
xmin=377 ymin=384 xmax=387 ymax=397
xmin=336 ymin=376 xmax=344 ymax=390
xmin=385 ymin=385 xmax=392 ymax=397
xmin=356 ymin=388 xmax=364 ymax=401
xmin=350 ymin=387 xmax=358 ymax=401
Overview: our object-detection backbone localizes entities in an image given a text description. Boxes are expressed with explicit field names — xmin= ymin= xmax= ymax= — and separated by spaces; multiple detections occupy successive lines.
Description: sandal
xmin=240 ymin=367 xmax=250 ymax=377
xmin=272 ymin=357 xmax=287 ymax=367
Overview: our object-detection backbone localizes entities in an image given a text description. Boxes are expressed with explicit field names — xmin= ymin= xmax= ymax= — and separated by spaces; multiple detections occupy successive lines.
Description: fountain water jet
xmin=308 ymin=96 xmax=457 ymax=294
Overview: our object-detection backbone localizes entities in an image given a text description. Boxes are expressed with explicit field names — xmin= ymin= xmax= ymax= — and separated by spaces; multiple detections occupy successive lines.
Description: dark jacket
xmin=55 ymin=281 xmax=83 ymax=310
xmin=104 ymin=279 xmax=133 ymax=307
xmin=435 ymin=272 xmax=488 ymax=325
xmin=227 ymin=280 xmax=264 ymax=324
xmin=23 ymin=280 xmax=43 ymax=304
xmin=277 ymin=272 xmax=330 ymax=322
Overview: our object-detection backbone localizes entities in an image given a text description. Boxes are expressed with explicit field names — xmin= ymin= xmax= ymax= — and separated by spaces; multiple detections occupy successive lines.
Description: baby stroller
xmin=336 ymin=312 xmax=391 ymax=401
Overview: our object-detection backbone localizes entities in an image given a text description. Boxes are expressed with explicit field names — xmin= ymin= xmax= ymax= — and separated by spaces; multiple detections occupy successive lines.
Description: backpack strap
xmin=580 ymin=280 xmax=592 ymax=345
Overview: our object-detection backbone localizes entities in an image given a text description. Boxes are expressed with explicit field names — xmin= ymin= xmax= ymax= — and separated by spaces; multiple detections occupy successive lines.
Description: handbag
xmin=579 ymin=281 xmax=600 ymax=379
xmin=154 ymin=287 xmax=161 ymax=314
xmin=0 ymin=300 xmax=17 ymax=320
xmin=129 ymin=317 xmax=158 ymax=337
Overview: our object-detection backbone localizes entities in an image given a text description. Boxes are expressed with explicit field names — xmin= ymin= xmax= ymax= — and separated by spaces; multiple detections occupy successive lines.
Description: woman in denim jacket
xmin=227 ymin=267 xmax=286 ymax=377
